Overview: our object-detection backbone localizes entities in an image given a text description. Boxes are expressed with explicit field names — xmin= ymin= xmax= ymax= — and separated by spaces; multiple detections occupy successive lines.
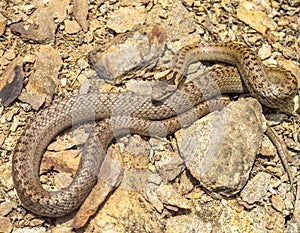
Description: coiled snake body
xmin=13 ymin=42 xmax=298 ymax=217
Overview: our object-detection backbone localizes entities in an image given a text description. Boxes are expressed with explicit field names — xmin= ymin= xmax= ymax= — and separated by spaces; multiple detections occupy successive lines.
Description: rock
xmin=41 ymin=150 xmax=80 ymax=175
xmin=47 ymin=137 xmax=75 ymax=152
xmin=90 ymin=188 xmax=163 ymax=233
xmin=154 ymin=150 xmax=185 ymax=182
xmin=222 ymin=200 xmax=285 ymax=232
xmin=64 ymin=19 xmax=82 ymax=34
xmin=26 ymin=45 xmax=63 ymax=106
xmin=88 ymin=25 xmax=165 ymax=84
xmin=288 ymin=0 xmax=300 ymax=6
xmin=165 ymin=215 xmax=209 ymax=233
xmin=0 ymin=132 xmax=5 ymax=147
xmin=240 ymin=172 xmax=272 ymax=204
xmin=51 ymin=226 xmax=73 ymax=233
xmin=73 ymin=0 xmax=89 ymax=32
xmin=29 ymin=218 xmax=45 ymax=227
xmin=0 ymin=201 xmax=17 ymax=216
xmin=271 ymin=194 xmax=286 ymax=212
xmin=0 ymin=13 xmax=7 ymax=36
xmin=106 ymin=6 xmax=146 ymax=33
xmin=13 ymin=227 xmax=47 ymax=233
xmin=260 ymin=135 xmax=277 ymax=157
xmin=0 ymin=216 xmax=12 ymax=233
xmin=18 ymin=92 xmax=45 ymax=111
xmin=144 ymin=173 xmax=164 ymax=213
xmin=10 ymin=0 xmax=69 ymax=42
xmin=258 ymin=43 xmax=272 ymax=60
xmin=236 ymin=1 xmax=277 ymax=34
xmin=162 ymin=1 xmax=197 ymax=43
xmin=176 ymin=98 xmax=263 ymax=197
xmin=120 ymin=0 xmax=150 ymax=6
xmin=3 ymin=49 xmax=16 ymax=61
xmin=0 ymin=57 xmax=24 ymax=106
xmin=156 ymin=184 xmax=190 ymax=210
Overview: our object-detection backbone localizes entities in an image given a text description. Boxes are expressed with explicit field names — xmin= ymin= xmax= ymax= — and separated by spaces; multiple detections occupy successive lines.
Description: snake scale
xmin=13 ymin=42 xmax=298 ymax=217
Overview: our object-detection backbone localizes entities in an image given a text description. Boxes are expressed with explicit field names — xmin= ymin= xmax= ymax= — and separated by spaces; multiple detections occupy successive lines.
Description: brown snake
xmin=13 ymin=42 xmax=298 ymax=217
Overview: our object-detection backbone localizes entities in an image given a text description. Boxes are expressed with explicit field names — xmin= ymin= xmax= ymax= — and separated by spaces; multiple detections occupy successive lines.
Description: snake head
xmin=151 ymin=81 xmax=177 ymax=102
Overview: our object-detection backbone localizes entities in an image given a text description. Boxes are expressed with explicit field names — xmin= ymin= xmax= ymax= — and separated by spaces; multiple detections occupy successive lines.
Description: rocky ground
xmin=0 ymin=0 xmax=300 ymax=232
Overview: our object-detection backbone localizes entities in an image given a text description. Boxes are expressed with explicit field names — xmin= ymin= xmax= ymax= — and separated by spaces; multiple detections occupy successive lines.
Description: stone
xmin=41 ymin=150 xmax=80 ymax=175
xmin=0 ymin=201 xmax=17 ymax=216
xmin=260 ymin=135 xmax=277 ymax=157
xmin=51 ymin=226 xmax=73 ymax=233
xmin=176 ymin=98 xmax=263 ymax=197
xmin=144 ymin=173 xmax=164 ymax=212
xmin=18 ymin=92 xmax=45 ymax=111
xmin=165 ymin=215 xmax=210 ymax=233
xmin=26 ymin=45 xmax=63 ymax=105
xmin=271 ymin=194 xmax=286 ymax=212
xmin=106 ymin=6 xmax=146 ymax=33
xmin=3 ymin=49 xmax=16 ymax=61
xmin=89 ymin=188 xmax=163 ymax=233
xmin=156 ymin=184 xmax=190 ymax=210
xmin=0 ymin=216 xmax=12 ymax=233
xmin=0 ymin=13 xmax=7 ymax=36
xmin=236 ymin=1 xmax=277 ymax=34
xmin=73 ymin=0 xmax=89 ymax=32
xmin=64 ymin=19 xmax=82 ymax=34
xmin=10 ymin=0 xmax=69 ymax=43
xmin=258 ymin=43 xmax=272 ymax=60
xmin=154 ymin=151 xmax=185 ymax=182
xmin=240 ymin=172 xmax=272 ymax=204
xmin=0 ymin=57 xmax=24 ymax=107
xmin=88 ymin=25 xmax=165 ymax=84
xmin=13 ymin=227 xmax=47 ymax=233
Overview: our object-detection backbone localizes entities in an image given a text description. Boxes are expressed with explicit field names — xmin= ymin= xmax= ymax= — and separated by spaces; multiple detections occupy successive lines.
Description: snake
xmin=12 ymin=42 xmax=298 ymax=217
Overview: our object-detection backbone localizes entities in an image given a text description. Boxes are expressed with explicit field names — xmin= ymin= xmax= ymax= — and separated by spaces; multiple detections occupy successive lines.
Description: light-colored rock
xmin=88 ymin=25 xmax=165 ymax=84
xmin=64 ymin=19 xmax=82 ymax=34
xmin=73 ymin=0 xmax=89 ymax=31
xmin=221 ymin=200 xmax=285 ymax=233
xmin=154 ymin=150 xmax=185 ymax=182
xmin=120 ymin=0 xmax=150 ymax=6
xmin=165 ymin=215 xmax=211 ymax=233
xmin=18 ymin=92 xmax=45 ymax=111
xmin=10 ymin=0 xmax=69 ymax=42
xmin=0 ymin=201 xmax=17 ymax=216
xmin=236 ymin=1 xmax=277 ymax=34
xmin=156 ymin=184 xmax=190 ymax=210
xmin=13 ymin=226 xmax=47 ymax=233
xmin=107 ymin=6 xmax=146 ymax=33
xmin=176 ymin=98 xmax=263 ymax=197
xmin=260 ymin=135 xmax=277 ymax=157
xmin=240 ymin=172 xmax=271 ymax=204
xmin=41 ymin=150 xmax=80 ymax=175
xmin=271 ymin=194 xmax=286 ymax=212
xmin=0 ymin=216 xmax=12 ymax=233
xmin=89 ymin=189 xmax=163 ymax=233
xmin=3 ymin=49 xmax=16 ymax=61
xmin=0 ymin=13 xmax=7 ymax=36
xmin=26 ymin=45 xmax=63 ymax=106
xmin=258 ymin=43 xmax=272 ymax=60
